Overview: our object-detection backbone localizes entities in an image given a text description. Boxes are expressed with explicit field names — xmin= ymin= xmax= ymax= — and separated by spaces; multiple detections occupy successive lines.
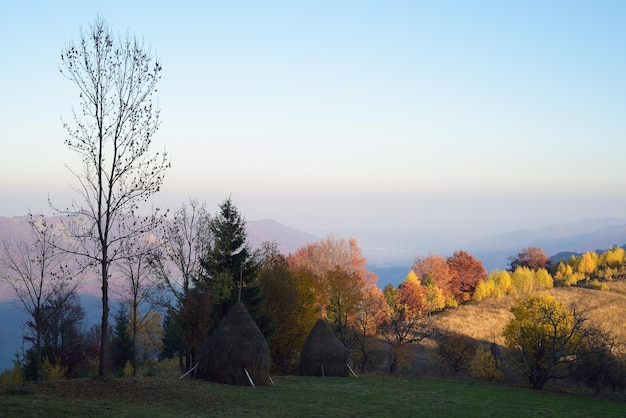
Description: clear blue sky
xmin=1 ymin=1 xmax=625 ymax=236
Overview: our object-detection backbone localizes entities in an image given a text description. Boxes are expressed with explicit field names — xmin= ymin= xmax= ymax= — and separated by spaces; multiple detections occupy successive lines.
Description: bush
xmin=0 ymin=360 xmax=24 ymax=385
xmin=469 ymin=345 xmax=503 ymax=382
xmin=435 ymin=332 xmax=475 ymax=376
xmin=123 ymin=361 xmax=133 ymax=377
xmin=585 ymin=279 xmax=609 ymax=291
xmin=42 ymin=357 xmax=66 ymax=381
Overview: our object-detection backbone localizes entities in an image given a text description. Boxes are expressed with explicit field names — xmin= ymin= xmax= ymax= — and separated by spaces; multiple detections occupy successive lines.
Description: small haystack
xmin=196 ymin=303 xmax=271 ymax=386
xmin=299 ymin=319 xmax=349 ymax=377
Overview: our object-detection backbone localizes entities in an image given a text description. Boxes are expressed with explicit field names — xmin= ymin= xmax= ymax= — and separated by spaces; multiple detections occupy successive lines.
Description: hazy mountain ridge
xmin=2 ymin=214 xmax=625 ymax=290
xmin=245 ymin=218 xmax=318 ymax=255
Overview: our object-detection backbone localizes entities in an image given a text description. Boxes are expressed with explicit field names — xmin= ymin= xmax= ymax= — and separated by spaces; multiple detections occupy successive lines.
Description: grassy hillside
xmin=432 ymin=280 xmax=626 ymax=346
xmin=1 ymin=374 xmax=625 ymax=417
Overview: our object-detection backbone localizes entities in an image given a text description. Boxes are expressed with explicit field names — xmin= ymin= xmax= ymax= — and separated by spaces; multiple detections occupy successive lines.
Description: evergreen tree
xmin=160 ymin=309 xmax=182 ymax=361
xmin=200 ymin=198 xmax=268 ymax=333
xmin=111 ymin=303 xmax=133 ymax=372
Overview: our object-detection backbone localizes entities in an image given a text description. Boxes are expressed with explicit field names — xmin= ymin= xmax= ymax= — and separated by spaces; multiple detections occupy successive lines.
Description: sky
xmin=1 ymin=1 xmax=625 ymax=238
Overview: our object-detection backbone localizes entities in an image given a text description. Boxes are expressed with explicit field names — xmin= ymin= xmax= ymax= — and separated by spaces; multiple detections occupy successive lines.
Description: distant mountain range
xmin=2 ymin=215 xmax=625 ymax=289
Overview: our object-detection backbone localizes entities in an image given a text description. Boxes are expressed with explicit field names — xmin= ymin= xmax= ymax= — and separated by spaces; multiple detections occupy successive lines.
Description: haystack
xmin=196 ymin=303 xmax=271 ymax=386
xmin=299 ymin=319 xmax=349 ymax=377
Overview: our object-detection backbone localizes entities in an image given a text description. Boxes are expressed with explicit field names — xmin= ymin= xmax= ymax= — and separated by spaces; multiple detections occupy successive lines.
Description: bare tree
xmin=152 ymin=199 xmax=212 ymax=310
xmin=150 ymin=199 xmax=212 ymax=371
xmin=114 ymin=223 xmax=161 ymax=376
xmin=0 ymin=215 xmax=77 ymax=382
xmin=54 ymin=17 xmax=169 ymax=377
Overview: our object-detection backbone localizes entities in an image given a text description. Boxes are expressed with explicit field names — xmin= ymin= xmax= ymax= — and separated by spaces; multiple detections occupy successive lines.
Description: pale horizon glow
xmin=1 ymin=1 xmax=625 ymax=238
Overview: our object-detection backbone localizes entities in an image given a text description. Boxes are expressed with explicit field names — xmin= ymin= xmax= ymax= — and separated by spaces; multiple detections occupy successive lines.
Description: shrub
xmin=435 ymin=332 xmax=475 ymax=376
xmin=0 ymin=360 xmax=23 ymax=385
xmin=469 ymin=345 xmax=503 ymax=382
xmin=123 ymin=361 xmax=133 ymax=377
xmin=585 ymin=279 xmax=609 ymax=291
xmin=42 ymin=357 xmax=66 ymax=381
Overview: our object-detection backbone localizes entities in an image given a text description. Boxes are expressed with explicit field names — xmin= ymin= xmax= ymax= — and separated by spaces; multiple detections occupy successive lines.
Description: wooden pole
xmin=347 ymin=363 xmax=358 ymax=378
xmin=178 ymin=364 xmax=198 ymax=379
xmin=244 ymin=368 xmax=256 ymax=387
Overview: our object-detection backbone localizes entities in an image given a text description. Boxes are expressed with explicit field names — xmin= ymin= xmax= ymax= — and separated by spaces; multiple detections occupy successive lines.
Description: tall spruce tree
xmin=200 ymin=198 xmax=268 ymax=332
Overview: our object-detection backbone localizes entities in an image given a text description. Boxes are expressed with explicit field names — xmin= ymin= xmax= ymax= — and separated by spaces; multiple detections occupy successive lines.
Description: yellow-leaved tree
xmin=503 ymin=293 xmax=586 ymax=390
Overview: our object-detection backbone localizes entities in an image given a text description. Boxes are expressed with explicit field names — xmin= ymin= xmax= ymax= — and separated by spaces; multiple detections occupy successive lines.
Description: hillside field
xmin=432 ymin=280 xmax=626 ymax=347
xmin=1 ymin=374 xmax=625 ymax=417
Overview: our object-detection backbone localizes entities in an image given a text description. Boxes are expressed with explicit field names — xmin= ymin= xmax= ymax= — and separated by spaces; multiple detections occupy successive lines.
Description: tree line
xmin=4 ymin=203 xmax=626 ymax=395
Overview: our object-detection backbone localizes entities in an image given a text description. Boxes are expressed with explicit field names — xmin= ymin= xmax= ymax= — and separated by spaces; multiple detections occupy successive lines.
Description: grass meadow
xmin=1 ymin=373 xmax=625 ymax=417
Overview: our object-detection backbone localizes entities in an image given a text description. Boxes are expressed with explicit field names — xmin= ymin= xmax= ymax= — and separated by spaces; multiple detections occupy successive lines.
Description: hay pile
xmin=299 ymin=319 xmax=349 ymax=377
xmin=196 ymin=303 xmax=271 ymax=386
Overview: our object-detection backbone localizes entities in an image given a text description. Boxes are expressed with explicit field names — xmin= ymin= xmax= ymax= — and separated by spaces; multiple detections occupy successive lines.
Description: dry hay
xmin=299 ymin=319 xmax=349 ymax=377
xmin=196 ymin=303 xmax=271 ymax=386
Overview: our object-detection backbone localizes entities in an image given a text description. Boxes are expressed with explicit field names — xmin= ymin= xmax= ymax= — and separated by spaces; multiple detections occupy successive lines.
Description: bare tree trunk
xmin=99 ymin=260 xmax=109 ymax=378
xmin=132 ymin=299 xmax=138 ymax=377
xmin=35 ymin=321 xmax=42 ymax=383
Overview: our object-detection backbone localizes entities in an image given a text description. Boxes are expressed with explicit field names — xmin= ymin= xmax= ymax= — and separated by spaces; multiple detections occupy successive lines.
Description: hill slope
xmin=432 ymin=281 xmax=626 ymax=348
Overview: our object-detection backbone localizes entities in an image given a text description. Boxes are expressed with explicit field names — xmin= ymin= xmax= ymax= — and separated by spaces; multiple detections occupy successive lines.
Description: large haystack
xmin=196 ymin=303 xmax=271 ymax=386
xmin=299 ymin=319 xmax=349 ymax=377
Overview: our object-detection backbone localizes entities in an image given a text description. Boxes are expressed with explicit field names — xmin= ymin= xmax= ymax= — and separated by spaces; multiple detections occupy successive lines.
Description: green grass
xmin=1 ymin=375 xmax=625 ymax=417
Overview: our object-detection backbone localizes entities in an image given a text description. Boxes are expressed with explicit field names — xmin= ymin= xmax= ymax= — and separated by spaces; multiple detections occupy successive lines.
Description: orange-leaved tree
xmin=412 ymin=254 xmax=455 ymax=309
xmin=288 ymin=235 xmax=376 ymax=338
xmin=379 ymin=276 xmax=432 ymax=373
xmin=353 ymin=286 xmax=388 ymax=371
xmin=447 ymin=250 xmax=487 ymax=303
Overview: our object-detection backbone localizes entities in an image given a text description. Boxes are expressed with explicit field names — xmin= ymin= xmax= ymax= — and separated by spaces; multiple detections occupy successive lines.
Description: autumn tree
xmin=601 ymin=246 xmax=625 ymax=269
xmin=257 ymin=242 xmax=317 ymax=372
xmin=473 ymin=269 xmax=514 ymax=301
xmin=412 ymin=254 xmax=455 ymax=309
xmin=447 ymin=250 xmax=486 ymax=303
xmin=326 ymin=268 xmax=365 ymax=345
xmin=577 ymin=251 xmax=599 ymax=276
xmin=134 ymin=310 xmax=163 ymax=363
xmin=288 ymin=235 xmax=375 ymax=323
xmin=504 ymin=293 xmax=589 ymax=390
xmin=508 ymin=247 xmax=551 ymax=272
xmin=379 ymin=278 xmax=432 ymax=373
xmin=353 ymin=285 xmax=388 ymax=371
xmin=55 ymin=18 xmax=169 ymax=377
xmin=0 ymin=215 xmax=77 ymax=382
